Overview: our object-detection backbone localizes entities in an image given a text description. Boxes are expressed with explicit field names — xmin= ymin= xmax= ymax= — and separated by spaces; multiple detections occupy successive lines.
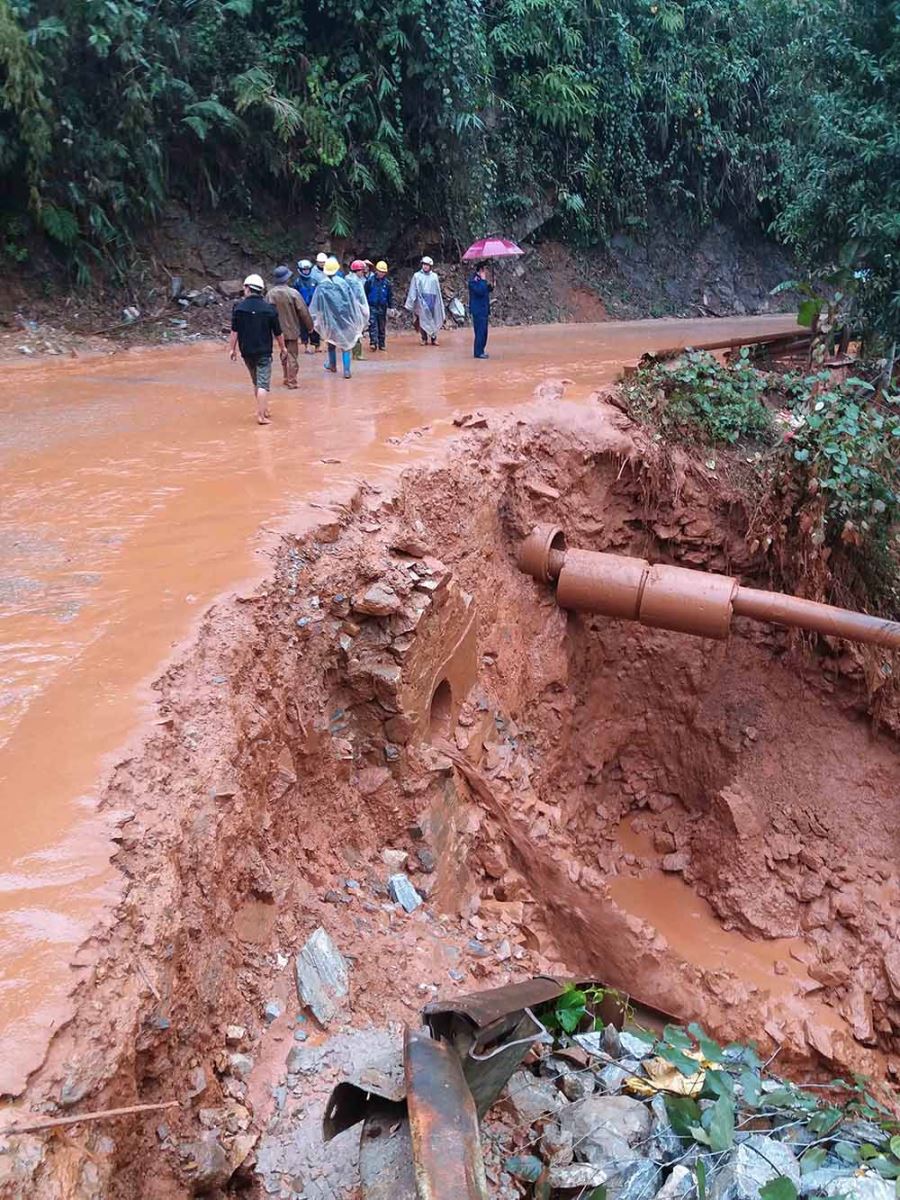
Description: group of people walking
xmin=228 ymin=253 xmax=493 ymax=424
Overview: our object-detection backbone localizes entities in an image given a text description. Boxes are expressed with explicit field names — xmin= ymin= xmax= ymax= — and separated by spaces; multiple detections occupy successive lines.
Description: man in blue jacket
xmin=365 ymin=260 xmax=393 ymax=351
xmin=468 ymin=263 xmax=493 ymax=359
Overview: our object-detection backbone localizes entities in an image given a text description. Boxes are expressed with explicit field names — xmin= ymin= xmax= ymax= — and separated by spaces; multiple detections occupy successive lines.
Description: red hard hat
xmin=350 ymin=259 xmax=366 ymax=271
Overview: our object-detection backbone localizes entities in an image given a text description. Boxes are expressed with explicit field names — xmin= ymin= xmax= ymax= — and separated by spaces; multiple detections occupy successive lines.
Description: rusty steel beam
xmin=405 ymin=1027 xmax=489 ymax=1200
xmin=519 ymin=525 xmax=900 ymax=650
xmin=646 ymin=327 xmax=810 ymax=362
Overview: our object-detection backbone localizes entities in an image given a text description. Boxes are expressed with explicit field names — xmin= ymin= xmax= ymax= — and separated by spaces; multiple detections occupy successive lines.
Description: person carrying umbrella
xmin=461 ymin=237 xmax=524 ymax=359
xmin=404 ymin=256 xmax=445 ymax=345
xmin=467 ymin=262 xmax=493 ymax=359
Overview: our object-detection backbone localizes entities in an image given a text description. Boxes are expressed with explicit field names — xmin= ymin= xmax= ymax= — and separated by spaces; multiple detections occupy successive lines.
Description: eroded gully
xmin=0 ymin=314 xmax=796 ymax=1095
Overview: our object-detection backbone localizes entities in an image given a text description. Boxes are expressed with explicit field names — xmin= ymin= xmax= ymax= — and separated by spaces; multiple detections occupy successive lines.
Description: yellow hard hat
xmin=376 ymin=260 xmax=388 ymax=272
xmin=324 ymin=256 xmax=341 ymax=276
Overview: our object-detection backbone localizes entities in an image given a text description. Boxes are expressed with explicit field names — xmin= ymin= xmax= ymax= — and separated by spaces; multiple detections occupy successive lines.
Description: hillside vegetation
xmin=0 ymin=0 xmax=897 ymax=340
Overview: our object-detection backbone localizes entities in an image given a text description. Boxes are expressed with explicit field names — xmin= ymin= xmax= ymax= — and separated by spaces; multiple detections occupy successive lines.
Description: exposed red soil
xmin=3 ymin=397 xmax=899 ymax=1197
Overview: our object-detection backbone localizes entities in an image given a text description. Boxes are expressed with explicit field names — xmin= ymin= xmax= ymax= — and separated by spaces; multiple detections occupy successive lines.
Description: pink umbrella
xmin=462 ymin=237 xmax=524 ymax=261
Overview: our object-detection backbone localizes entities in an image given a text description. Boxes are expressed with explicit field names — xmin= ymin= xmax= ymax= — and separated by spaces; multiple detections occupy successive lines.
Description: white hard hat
xmin=243 ymin=273 xmax=265 ymax=291
xmin=421 ymin=256 xmax=434 ymax=266
xmin=316 ymin=252 xmax=328 ymax=264
xmin=298 ymin=259 xmax=312 ymax=271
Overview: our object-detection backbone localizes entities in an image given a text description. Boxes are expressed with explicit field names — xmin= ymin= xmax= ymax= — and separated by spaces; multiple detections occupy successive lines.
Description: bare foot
xmin=257 ymin=415 xmax=271 ymax=425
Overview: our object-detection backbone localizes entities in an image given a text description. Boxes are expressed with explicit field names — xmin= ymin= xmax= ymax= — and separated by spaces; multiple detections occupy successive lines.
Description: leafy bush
xmin=782 ymin=375 xmax=900 ymax=539
xmin=624 ymin=348 xmax=774 ymax=445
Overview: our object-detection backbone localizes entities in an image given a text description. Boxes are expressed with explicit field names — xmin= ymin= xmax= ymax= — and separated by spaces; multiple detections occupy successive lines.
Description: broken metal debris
xmin=322 ymin=976 xmax=675 ymax=1199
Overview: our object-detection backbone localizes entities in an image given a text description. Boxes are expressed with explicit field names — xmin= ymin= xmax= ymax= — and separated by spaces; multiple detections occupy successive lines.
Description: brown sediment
xmin=0 ymin=315 xmax=795 ymax=1099
xmin=3 ymin=317 xmax=899 ymax=1197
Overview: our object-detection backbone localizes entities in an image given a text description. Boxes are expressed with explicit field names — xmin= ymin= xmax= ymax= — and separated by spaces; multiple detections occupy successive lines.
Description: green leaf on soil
xmin=760 ymin=1177 xmax=799 ymax=1200
xmin=688 ymin=1022 xmax=725 ymax=1062
xmin=800 ymin=1148 xmax=828 ymax=1173
xmin=701 ymin=1093 xmax=735 ymax=1152
xmin=703 ymin=1070 xmax=736 ymax=1102
xmin=658 ymin=1042 xmax=703 ymax=1077
xmin=889 ymin=1136 xmax=900 ymax=1160
xmin=872 ymin=1158 xmax=900 ymax=1180
xmin=739 ymin=1068 xmax=762 ymax=1108
xmin=834 ymin=1141 xmax=861 ymax=1164
xmin=696 ymin=1158 xmax=707 ymax=1200
xmin=665 ymin=1095 xmax=702 ymax=1138
xmin=664 ymin=1025 xmax=694 ymax=1051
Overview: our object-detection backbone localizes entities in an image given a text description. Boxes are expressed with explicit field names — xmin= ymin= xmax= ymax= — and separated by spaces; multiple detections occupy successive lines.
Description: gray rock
xmin=561 ymin=1071 xmax=596 ymax=1101
xmin=575 ymin=1030 xmax=607 ymax=1057
xmin=506 ymin=1070 xmax=565 ymax=1125
xmin=352 ymin=581 xmax=401 ymax=616
xmin=603 ymin=1024 xmax=623 ymax=1058
xmin=560 ymin=1095 xmax=652 ymax=1166
xmin=294 ymin=926 xmax=349 ymax=1026
xmin=263 ymin=1000 xmax=284 ymax=1024
xmin=416 ymin=847 xmax=436 ymax=871
xmin=182 ymin=1132 xmax=230 ymax=1191
xmin=540 ymin=1054 xmax=575 ymax=1079
xmin=597 ymin=1063 xmax=630 ymax=1094
xmin=549 ymin=1163 xmax=614 ymax=1191
xmin=467 ymin=938 xmax=491 ymax=958
xmin=655 ymin=1165 xmax=695 ymax=1200
xmin=840 ymin=1122 xmax=886 ymax=1145
xmin=541 ymin=1124 xmax=575 ymax=1167
xmin=610 ymin=1158 xmax=663 ymax=1200
xmin=709 ymin=1135 xmax=800 ymax=1200
xmin=799 ymin=1169 xmax=857 ymax=1197
xmin=619 ymin=1031 xmax=655 ymax=1060
xmin=821 ymin=1175 xmax=896 ymax=1200
xmin=186 ymin=1066 xmax=208 ymax=1099
xmin=650 ymin=1092 xmax=683 ymax=1162
xmin=228 ymin=1052 xmax=254 ymax=1079
xmin=388 ymin=873 xmax=422 ymax=913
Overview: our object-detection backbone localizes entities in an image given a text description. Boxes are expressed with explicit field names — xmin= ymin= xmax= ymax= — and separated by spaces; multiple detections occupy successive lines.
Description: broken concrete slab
xmin=294 ymin=927 xmax=350 ymax=1026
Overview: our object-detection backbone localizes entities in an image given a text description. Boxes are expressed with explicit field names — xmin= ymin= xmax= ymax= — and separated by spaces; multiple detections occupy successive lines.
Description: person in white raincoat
xmin=404 ymin=255 xmax=445 ymax=345
xmin=310 ymin=257 xmax=367 ymax=379
xmin=348 ymin=260 xmax=371 ymax=361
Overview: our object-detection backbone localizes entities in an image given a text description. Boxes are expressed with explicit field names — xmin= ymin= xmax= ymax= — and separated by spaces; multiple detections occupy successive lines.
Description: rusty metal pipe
xmin=518 ymin=524 xmax=900 ymax=649
xmin=732 ymin=586 xmax=900 ymax=649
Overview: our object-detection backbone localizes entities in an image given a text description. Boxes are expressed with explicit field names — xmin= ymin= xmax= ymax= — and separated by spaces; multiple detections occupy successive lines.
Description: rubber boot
xmin=324 ymin=344 xmax=337 ymax=372
xmin=342 ymin=349 xmax=352 ymax=378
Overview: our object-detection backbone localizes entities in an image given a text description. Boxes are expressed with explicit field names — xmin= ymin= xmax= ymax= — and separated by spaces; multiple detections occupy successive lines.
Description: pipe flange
xmin=518 ymin=524 xmax=566 ymax=583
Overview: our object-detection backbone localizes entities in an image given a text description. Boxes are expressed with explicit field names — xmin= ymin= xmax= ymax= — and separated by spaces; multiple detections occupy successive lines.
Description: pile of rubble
xmin=486 ymin=1019 xmax=899 ymax=1200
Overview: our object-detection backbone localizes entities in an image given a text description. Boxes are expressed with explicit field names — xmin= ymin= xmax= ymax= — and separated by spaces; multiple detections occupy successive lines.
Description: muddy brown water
xmin=0 ymin=315 xmax=797 ymax=1095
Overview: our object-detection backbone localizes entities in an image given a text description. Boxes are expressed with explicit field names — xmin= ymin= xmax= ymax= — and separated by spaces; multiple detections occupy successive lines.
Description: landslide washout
xmin=3 ymin=394 xmax=900 ymax=1198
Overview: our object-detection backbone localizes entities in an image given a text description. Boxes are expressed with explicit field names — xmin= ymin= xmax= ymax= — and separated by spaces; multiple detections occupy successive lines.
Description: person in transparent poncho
xmin=405 ymin=255 xmax=445 ymax=345
xmin=309 ymin=257 xmax=368 ymax=379
xmin=347 ymin=260 xmax=371 ymax=361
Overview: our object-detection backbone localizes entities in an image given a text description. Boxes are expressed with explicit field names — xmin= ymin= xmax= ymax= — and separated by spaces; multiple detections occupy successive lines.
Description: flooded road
xmin=0 ymin=315 xmax=795 ymax=1093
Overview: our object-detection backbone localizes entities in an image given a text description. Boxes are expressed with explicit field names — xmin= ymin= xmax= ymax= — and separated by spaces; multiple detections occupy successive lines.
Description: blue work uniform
xmin=468 ymin=274 xmax=492 ymax=358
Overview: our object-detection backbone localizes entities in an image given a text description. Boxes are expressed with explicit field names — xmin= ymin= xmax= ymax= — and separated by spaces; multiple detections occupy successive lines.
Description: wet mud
xmin=4 ymin=316 xmax=899 ymax=1198
xmin=0 ymin=315 xmax=795 ymax=1099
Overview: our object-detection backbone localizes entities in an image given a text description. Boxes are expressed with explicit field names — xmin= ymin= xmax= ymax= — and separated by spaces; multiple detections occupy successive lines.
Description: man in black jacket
xmin=228 ymin=273 xmax=286 ymax=425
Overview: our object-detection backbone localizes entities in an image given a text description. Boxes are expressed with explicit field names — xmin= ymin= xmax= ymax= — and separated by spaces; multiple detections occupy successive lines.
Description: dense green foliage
xmin=0 ymin=0 xmax=897 ymax=340
xmin=624 ymin=348 xmax=774 ymax=444
xmin=785 ymin=373 xmax=900 ymax=538
xmin=623 ymin=350 xmax=899 ymax=613
xmin=771 ymin=0 xmax=900 ymax=346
